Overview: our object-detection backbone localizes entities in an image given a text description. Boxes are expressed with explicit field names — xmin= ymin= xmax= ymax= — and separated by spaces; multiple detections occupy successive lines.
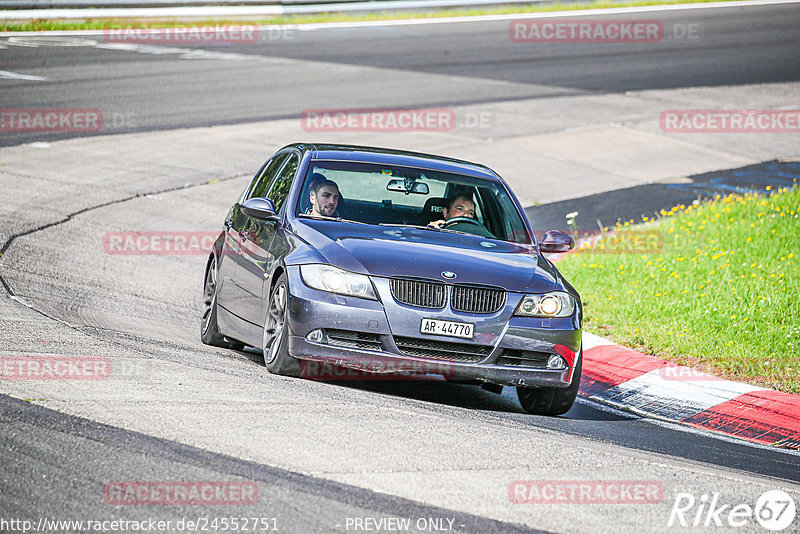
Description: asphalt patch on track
xmin=526 ymin=160 xmax=800 ymax=233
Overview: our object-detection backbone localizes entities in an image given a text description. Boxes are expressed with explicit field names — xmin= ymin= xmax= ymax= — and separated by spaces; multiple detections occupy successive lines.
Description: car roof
xmin=284 ymin=143 xmax=503 ymax=182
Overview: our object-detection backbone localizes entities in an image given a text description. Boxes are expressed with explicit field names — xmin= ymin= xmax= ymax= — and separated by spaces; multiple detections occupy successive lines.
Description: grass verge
xmin=556 ymin=183 xmax=800 ymax=394
xmin=2 ymin=0 xmax=739 ymax=32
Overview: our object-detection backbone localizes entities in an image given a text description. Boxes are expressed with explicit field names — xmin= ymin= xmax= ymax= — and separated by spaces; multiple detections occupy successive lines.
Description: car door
xmin=217 ymin=153 xmax=289 ymax=317
xmin=235 ymin=151 xmax=300 ymax=327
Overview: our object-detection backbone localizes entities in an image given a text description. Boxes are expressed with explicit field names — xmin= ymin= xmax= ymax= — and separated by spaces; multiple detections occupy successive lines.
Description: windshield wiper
xmin=378 ymin=223 xmax=439 ymax=231
xmin=298 ymin=213 xmax=369 ymax=225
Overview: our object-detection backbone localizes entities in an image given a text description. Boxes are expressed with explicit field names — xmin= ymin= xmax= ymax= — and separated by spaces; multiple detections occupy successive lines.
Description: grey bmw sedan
xmin=201 ymin=143 xmax=582 ymax=415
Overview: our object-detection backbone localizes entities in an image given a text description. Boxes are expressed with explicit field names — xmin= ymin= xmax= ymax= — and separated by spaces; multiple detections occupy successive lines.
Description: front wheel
xmin=517 ymin=349 xmax=582 ymax=416
xmin=200 ymin=255 xmax=243 ymax=350
xmin=262 ymin=273 xmax=300 ymax=376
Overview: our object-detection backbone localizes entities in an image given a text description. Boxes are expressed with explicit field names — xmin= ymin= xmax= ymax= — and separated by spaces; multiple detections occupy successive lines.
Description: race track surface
xmin=1 ymin=3 xmax=799 ymax=533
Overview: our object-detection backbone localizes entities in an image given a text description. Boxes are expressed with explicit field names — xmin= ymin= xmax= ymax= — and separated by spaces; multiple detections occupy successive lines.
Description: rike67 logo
xmin=668 ymin=490 xmax=796 ymax=531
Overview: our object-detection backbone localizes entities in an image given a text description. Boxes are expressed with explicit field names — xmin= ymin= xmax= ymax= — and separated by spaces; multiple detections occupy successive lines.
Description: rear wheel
xmin=262 ymin=273 xmax=300 ymax=376
xmin=200 ymin=255 xmax=243 ymax=350
xmin=517 ymin=349 xmax=582 ymax=416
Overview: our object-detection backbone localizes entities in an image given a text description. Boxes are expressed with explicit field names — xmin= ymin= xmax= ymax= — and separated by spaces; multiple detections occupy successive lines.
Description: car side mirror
xmin=241 ymin=197 xmax=279 ymax=221
xmin=539 ymin=230 xmax=574 ymax=253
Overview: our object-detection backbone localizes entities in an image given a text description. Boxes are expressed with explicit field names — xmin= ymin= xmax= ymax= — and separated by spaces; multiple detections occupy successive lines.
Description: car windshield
xmin=296 ymin=160 xmax=532 ymax=244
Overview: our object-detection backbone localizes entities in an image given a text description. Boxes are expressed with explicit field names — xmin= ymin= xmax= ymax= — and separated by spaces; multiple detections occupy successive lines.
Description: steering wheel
xmin=444 ymin=216 xmax=484 ymax=228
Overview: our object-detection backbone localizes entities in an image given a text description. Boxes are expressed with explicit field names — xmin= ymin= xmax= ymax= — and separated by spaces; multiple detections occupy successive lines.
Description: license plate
xmin=420 ymin=318 xmax=474 ymax=339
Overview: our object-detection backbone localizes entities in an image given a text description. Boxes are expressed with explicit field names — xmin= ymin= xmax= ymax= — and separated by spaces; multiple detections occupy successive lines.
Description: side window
xmin=238 ymin=161 xmax=267 ymax=204
xmin=496 ymin=191 xmax=530 ymax=243
xmin=267 ymin=153 xmax=299 ymax=214
xmin=247 ymin=153 xmax=289 ymax=200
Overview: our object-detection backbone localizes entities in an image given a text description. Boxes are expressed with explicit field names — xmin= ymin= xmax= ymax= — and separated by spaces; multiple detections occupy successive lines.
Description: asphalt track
xmin=1 ymin=2 xmax=799 ymax=146
xmin=1 ymin=3 xmax=800 ymax=533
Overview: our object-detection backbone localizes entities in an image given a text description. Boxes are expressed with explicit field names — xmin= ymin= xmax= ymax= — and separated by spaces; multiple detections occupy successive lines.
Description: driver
xmin=430 ymin=195 xmax=495 ymax=238
xmin=430 ymin=195 xmax=476 ymax=228
xmin=308 ymin=178 xmax=340 ymax=218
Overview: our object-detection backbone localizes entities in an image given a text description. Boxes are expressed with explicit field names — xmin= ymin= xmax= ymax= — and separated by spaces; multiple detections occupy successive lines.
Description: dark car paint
xmin=291 ymin=218 xmax=555 ymax=293
xmin=209 ymin=143 xmax=582 ymax=383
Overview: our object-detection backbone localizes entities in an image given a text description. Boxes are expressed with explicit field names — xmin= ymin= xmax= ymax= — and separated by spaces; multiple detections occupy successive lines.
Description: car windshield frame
xmin=294 ymin=158 xmax=533 ymax=244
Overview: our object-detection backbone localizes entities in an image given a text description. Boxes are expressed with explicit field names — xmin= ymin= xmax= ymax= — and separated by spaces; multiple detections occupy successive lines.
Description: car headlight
xmin=514 ymin=291 xmax=575 ymax=318
xmin=300 ymin=264 xmax=377 ymax=300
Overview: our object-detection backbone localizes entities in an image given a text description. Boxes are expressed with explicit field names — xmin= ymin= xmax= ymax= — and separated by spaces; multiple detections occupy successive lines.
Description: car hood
xmin=291 ymin=218 xmax=557 ymax=293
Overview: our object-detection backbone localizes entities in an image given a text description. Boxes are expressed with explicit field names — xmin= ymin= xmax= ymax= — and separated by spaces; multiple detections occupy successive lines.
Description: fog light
xmin=306 ymin=329 xmax=325 ymax=344
xmin=546 ymin=354 xmax=566 ymax=370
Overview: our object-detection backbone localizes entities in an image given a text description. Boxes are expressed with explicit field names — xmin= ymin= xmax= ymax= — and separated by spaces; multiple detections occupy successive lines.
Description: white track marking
xmin=95 ymin=42 xmax=255 ymax=60
xmin=596 ymin=369 xmax=766 ymax=420
xmin=0 ymin=69 xmax=47 ymax=81
xmin=6 ymin=36 xmax=97 ymax=47
xmin=582 ymin=331 xmax=616 ymax=350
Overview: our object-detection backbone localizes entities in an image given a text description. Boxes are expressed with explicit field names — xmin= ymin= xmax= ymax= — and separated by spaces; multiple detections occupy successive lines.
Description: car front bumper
xmin=285 ymin=266 xmax=582 ymax=389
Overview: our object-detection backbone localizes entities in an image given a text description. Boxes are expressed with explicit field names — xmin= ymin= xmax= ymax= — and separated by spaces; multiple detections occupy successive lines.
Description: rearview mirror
xmin=386 ymin=179 xmax=429 ymax=195
xmin=539 ymin=230 xmax=574 ymax=253
xmin=241 ymin=197 xmax=279 ymax=221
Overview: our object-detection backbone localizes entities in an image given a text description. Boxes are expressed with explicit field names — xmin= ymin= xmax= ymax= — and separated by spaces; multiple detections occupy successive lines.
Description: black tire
xmin=262 ymin=273 xmax=300 ymax=376
xmin=517 ymin=348 xmax=582 ymax=416
xmin=200 ymin=255 xmax=244 ymax=350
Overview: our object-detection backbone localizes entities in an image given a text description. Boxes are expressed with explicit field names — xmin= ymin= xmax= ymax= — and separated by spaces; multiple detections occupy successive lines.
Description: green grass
xmin=556 ymin=184 xmax=800 ymax=394
xmin=1 ymin=0 xmax=738 ymax=32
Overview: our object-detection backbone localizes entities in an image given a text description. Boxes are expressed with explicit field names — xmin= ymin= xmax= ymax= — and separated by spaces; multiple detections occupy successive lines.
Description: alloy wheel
xmin=201 ymin=257 xmax=217 ymax=334
xmin=263 ymin=283 xmax=286 ymax=364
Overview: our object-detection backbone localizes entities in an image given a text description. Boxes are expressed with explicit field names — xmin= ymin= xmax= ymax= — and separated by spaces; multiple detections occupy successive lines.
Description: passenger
xmin=309 ymin=178 xmax=340 ymax=218
xmin=306 ymin=172 xmax=327 ymax=193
